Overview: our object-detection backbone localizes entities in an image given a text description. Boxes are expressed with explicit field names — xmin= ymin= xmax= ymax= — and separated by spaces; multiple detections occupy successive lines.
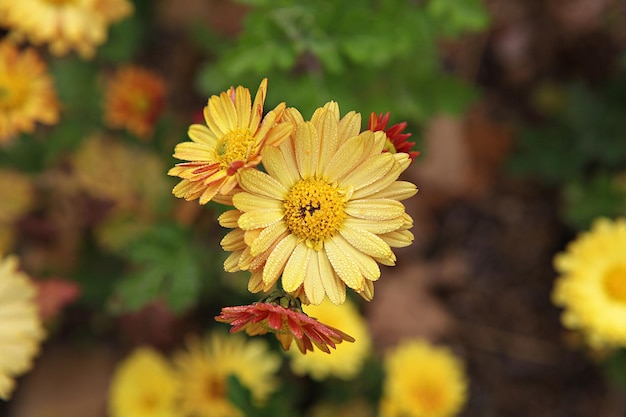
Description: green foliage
xmin=109 ymin=223 xmax=204 ymax=314
xmin=602 ymin=348 xmax=626 ymax=388
xmin=196 ymin=0 xmax=489 ymax=123
xmin=508 ymin=80 xmax=626 ymax=229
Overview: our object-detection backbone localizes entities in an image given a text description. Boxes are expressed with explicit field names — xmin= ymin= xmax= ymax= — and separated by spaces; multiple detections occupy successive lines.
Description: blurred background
xmin=1 ymin=0 xmax=626 ymax=416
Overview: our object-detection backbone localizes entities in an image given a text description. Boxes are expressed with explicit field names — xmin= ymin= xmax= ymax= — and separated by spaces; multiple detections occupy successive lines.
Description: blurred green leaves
xmin=509 ymin=80 xmax=626 ymax=229
xmin=195 ymin=0 xmax=489 ymax=122
xmin=109 ymin=223 xmax=204 ymax=314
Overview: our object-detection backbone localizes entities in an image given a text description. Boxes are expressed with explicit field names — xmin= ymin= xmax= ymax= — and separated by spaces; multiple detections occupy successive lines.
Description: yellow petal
xmin=238 ymin=168 xmax=287 ymax=199
xmin=317 ymin=252 xmax=346 ymax=305
xmin=380 ymin=229 xmax=414 ymax=248
xmin=262 ymin=146 xmax=300 ymax=189
xmin=304 ymin=250 xmax=326 ymax=305
xmin=282 ymin=242 xmax=311 ymax=292
xmin=235 ymin=82 xmax=253 ymax=129
xmin=220 ymin=229 xmax=246 ymax=251
xmin=345 ymin=199 xmax=405 ymax=220
xmin=337 ymin=111 xmax=361 ymax=140
xmin=350 ymin=162 xmax=403 ymax=200
xmin=238 ymin=209 xmax=284 ymax=230
xmin=333 ymin=234 xmax=381 ymax=281
xmin=250 ymin=221 xmax=288 ymax=256
xmin=324 ymin=237 xmax=364 ymax=291
xmin=322 ymin=134 xmax=366 ymax=183
xmin=233 ymin=192 xmax=284 ymax=211
xmin=343 ymin=216 xmax=404 ymax=234
xmin=172 ymin=142 xmax=213 ymax=161
xmin=339 ymin=152 xmax=394 ymax=191
xmin=263 ymin=234 xmax=299 ymax=286
xmin=366 ymin=181 xmax=418 ymax=201
xmin=340 ymin=224 xmax=394 ymax=261
xmin=188 ymin=124 xmax=218 ymax=145
xmin=313 ymin=108 xmax=340 ymax=176
xmin=218 ymin=210 xmax=241 ymax=228
xmin=294 ymin=122 xmax=319 ymax=179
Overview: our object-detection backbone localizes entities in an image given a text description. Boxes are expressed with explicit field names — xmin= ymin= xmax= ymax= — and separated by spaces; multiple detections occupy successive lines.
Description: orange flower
xmin=168 ymin=79 xmax=293 ymax=205
xmin=369 ymin=112 xmax=419 ymax=161
xmin=0 ymin=41 xmax=60 ymax=142
xmin=215 ymin=293 xmax=355 ymax=354
xmin=104 ymin=66 xmax=167 ymax=139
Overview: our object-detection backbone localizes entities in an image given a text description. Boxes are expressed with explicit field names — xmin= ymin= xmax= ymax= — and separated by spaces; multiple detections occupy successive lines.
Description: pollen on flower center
xmin=283 ymin=178 xmax=346 ymax=246
xmin=214 ymin=128 xmax=256 ymax=168
xmin=603 ymin=266 xmax=626 ymax=303
xmin=43 ymin=0 xmax=77 ymax=5
xmin=204 ymin=376 xmax=226 ymax=400
xmin=413 ymin=383 xmax=444 ymax=412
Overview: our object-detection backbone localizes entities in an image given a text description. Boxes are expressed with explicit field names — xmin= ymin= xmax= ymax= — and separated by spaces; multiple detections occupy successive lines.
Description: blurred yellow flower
xmin=108 ymin=347 xmax=181 ymax=417
xmin=552 ymin=217 xmax=626 ymax=348
xmin=73 ymin=134 xmax=168 ymax=211
xmin=0 ymin=41 xmax=60 ymax=142
xmin=168 ymin=78 xmax=293 ymax=205
xmin=104 ymin=66 xmax=167 ymax=139
xmin=288 ymin=298 xmax=371 ymax=380
xmin=380 ymin=340 xmax=467 ymax=417
xmin=0 ymin=0 xmax=133 ymax=58
xmin=174 ymin=332 xmax=281 ymax=417
xmin=0 ymin=254 xmax=45 ymax=400
xmin=0 ymin=169 xmax=34 ymax=224
xmin=219 ymin=102 xmax=416 ymax=305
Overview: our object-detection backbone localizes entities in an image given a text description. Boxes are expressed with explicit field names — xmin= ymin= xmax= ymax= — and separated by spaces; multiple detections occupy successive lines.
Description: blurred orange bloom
xmin=0 ymin=42 xmax=60 ymax=142
xmin=104 ymin=66 xmax=167 ymax=139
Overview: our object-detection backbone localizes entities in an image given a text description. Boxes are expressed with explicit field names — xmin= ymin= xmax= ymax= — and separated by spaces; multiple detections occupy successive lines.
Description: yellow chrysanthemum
xmin=0 ymin=41 xmax=60 ymax=142
xmin=0 ymin=254 xmax=45 ymax=400
xmin=380 ymin=340 xmax=468 ymax=417
xmin=288 ymin=298 xmax=371 ymax=380
xmin=108 ymin=347 xmax=182 ymax=417
xmin=0 ymin=0 xmax=133 ymax=59
xmin=174 ymin=332 xmax=281 ymax=417
xmin=552 ymin=217 xmax=626 ymax=348
xmin=104 ymin=66 xmax=167 ymax=139
xmin=168 ymin=78 xmax=293 ymax=205
xmin=219 ymin=101 xmax=417 ymax=305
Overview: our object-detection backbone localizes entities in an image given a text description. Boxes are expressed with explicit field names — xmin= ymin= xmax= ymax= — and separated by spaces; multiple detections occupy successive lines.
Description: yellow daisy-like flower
xmin=0 ymin=0 xmax=133 ymax=59
xmin=104 ymin=66 xmax=167 ymax=139
xmin=380 ymin=340 xmax=468 ymax=417
xmin=0 ymin=254 xmax=45 ymax=400
xmin=288 ymin=298 xmax=371 ymax=380
xmin=174 ymin=332 xmax=281 ymax=417
xmin=552 ymin=217 xmax=626 ymax=348
xmin=0 ymin=41 xmax=60 ymax=143
xmin=168 ymin=78 xmax=293 ymax=205
xmin=219 ymin=101 xmax=417 ymax=305
xmin=108 ymin=347 xmax=182 ymax=417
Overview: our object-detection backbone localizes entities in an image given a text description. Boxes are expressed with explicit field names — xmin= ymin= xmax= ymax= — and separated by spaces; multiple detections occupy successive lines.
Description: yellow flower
xmin=380 ymin=340 xmax=468 ymax=417
xmin=168 ymin=78 xmax=293 ymax=205
xmin=104 ymin=66 xmax=167 ymax=139
xmin=219 ymin=102 xmax=417 ymax=305
xmin=108 ymin=347 xmax=181 ymax=417
xmin=0 ymin=254 xmax=45 ymax=400
xmin=0 ymin=0 xmax=133 ymax=58
xmin=174 ymin=332 xmax=281 ymax=417
xmin=0 ymin=41 xmax=60 ymax=142
xmin=552 ymin=217 xmax=626 ymax=348
xmin=288 ymin=298 xmax=371 ymax=380
xmin=73 ymin=134 xmax=168 ymax=211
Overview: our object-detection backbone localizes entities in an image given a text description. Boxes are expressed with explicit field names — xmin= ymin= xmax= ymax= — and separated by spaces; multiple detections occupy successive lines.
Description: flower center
xmin=204 ymin=376 xmax=226 ymax=401
xmin=603 ymin=266 xmax=626 ymax=303
xmin=214 ymin=128 xmax=256 ymax=168
xmin=0 ymin=79 xmax=27 ymax=111
xmin=43 ymin=0 xmax=76 ymax=5
xmin=283 ymin=178 xmax=346 ymax=247
xmin=412 ymin=383 xmax=444 ymax=413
